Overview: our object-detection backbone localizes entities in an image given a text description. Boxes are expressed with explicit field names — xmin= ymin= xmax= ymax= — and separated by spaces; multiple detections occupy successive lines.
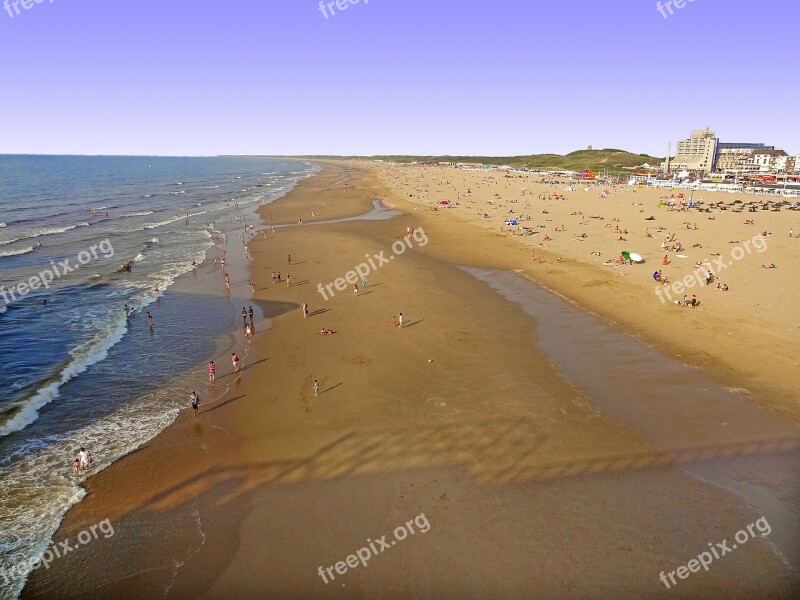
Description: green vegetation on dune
xmin=293 ymin=149 xmax=663 ymax=174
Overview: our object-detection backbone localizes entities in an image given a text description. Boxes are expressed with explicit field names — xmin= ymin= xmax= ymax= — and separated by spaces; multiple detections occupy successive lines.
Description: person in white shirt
xmin=78 ymin=447 xmax=92 ymax=471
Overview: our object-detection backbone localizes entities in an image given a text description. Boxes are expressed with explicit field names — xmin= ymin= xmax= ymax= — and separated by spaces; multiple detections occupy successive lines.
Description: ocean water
xmin=0 ymin=155 xmax=315 ymax=599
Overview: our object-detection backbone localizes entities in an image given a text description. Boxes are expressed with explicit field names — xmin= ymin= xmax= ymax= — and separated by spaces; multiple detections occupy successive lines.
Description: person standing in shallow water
xmin=248 ymin=306 xmax=254 ymax=327
xmin=241 ymin=307 xmax=247 ymax=328
xmin=191 ymin=391 xmax=200 ymax=416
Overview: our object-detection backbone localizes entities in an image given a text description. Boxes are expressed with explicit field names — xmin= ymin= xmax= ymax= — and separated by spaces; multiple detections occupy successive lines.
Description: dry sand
xmin=22 ymin=162 xmax=800 ymax=600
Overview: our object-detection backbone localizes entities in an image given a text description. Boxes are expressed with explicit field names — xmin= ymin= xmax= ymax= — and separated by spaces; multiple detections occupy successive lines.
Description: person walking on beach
xmin=398 ymin=312 xmax=403 ymax=329
xmin=362 ymin=277 xmax=367 ymax=288
xmin=241 ymin=307 xmax=248 ymax=328
xmin=249 ymin=306 xmax=254 ymax=327
xmin=208 ymin=361 xmax=216 ymax=382
xmin=232 ymin=353 xmax=240 ymax=372
xmin=314 ymin=379 xmax=320 ymax=397
xmin=191 ymin=391 xmax=200 ymax=416
xmin=288 ymin=254 xmax=292 ymax=265
xmin=392 ymin=315 xmax=397 ymax=328
xmin=272 ymin=271 xmax=276 ymax=284
xmin=302 ymin=302 xmax=308 ymax=318
xmin=353 ymin=284 xmax=358 ymax=297
xmin=287 ymin=273 xmax=292 ymax=287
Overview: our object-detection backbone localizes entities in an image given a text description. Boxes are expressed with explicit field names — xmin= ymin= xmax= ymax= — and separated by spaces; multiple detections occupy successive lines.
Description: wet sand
xmin=22 ymin=162 xmax=800 ymax=600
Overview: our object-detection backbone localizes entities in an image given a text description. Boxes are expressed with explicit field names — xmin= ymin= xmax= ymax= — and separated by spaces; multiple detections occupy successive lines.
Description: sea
xmin=0 ymin=155 xmax=316 ymax=599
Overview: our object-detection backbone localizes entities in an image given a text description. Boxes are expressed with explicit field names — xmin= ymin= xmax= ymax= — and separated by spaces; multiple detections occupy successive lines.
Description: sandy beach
xmin=22 ymin=162 xmax=800 ymax=600
xmin=374 ymin=163 xmax=800 ymax=416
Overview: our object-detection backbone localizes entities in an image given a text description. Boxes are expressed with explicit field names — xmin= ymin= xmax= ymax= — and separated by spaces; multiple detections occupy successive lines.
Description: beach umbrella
xmin=621 ymin=251 xmax=631 ymax=260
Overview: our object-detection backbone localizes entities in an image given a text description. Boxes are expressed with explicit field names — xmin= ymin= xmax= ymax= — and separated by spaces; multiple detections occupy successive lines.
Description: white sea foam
xmin=0 ymin=246 xmax=34 ymax=258
xmin=27 ymin=222 xmax=90 ymax=238
xmin=134 ymin=253 xmax=145 ymax=262
xmin=0 ymin=315 xmax=129 ymax=438
xmin=0 ymin=231 xmax=209 ymax=439
xmin=119 ymin=211 xmax=154 ymax=218
xmin=144 ymin=215 xmax=183 ymax=230
xmin=0 ymin=395 xmax=182 ymax=600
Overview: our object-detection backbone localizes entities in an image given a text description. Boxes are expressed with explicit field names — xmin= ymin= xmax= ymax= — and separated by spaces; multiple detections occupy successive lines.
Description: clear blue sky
xmin=0 ymin=0 xmax=797 ymax=157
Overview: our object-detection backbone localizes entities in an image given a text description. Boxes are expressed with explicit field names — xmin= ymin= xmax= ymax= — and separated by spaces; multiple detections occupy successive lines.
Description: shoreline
xmin=21 ymin=162 xmax=800 ymax=599
xmin=11 ymin=164 xmax=312 ymax=598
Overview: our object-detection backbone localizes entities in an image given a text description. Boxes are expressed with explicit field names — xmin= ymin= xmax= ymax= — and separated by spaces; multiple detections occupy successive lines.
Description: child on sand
xmin=232 ymin=353 xmax=240 ymax=372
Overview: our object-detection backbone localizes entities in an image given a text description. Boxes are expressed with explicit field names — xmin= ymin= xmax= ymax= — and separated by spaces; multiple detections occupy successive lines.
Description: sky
xmin=0 ymin=0 xmax=797 ymax=157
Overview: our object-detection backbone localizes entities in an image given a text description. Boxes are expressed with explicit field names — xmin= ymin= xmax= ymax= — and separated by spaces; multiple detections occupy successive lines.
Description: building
xmin=714 ymin=143 xmax=774 ymax=173
xmin=752 ymin=149 xmax=789 ymax=173
xmin=672 ymin=128 xmax=718 ymax=174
